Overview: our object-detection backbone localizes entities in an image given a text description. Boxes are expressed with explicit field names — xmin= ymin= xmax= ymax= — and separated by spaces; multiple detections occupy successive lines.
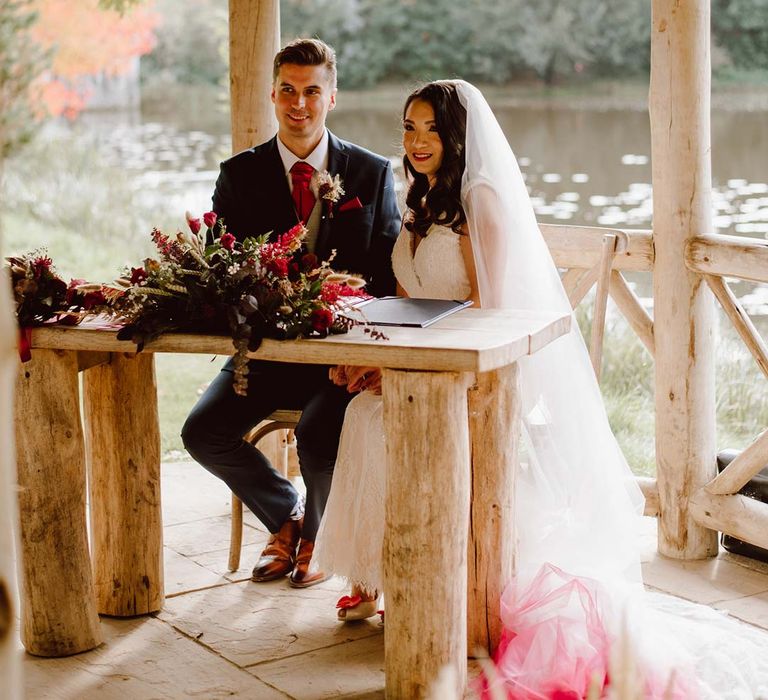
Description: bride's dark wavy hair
xmin=402 ymin=81 xmax=467 ymax=237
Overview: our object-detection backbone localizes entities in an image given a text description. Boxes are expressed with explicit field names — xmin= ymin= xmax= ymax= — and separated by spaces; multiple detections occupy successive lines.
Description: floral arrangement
xmin=5 ymin=213 xmax=373 ymax=392
xmin=90 ymin=213 xmax=367 ymax=394
xmin=6 ymin=250 xmax=88 ymax=360
xmin=7 ymin=250 xmax=70 ymax=327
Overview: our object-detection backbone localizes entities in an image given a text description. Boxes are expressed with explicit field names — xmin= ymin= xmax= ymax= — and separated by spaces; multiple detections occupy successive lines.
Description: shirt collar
xmin=276 ymin=130 xmax=330 ymax=175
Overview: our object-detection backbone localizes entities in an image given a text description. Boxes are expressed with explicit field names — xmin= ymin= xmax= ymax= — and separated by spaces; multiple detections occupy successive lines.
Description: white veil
xmin=455 ymin=80 xmax=645 ymax=588
xmin=455 ymin=80 xmax=768 ymax=698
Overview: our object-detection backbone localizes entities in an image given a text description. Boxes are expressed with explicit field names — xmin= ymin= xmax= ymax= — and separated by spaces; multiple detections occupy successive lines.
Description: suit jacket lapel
xmin=316 ymin=132 xmax=348 ymax=259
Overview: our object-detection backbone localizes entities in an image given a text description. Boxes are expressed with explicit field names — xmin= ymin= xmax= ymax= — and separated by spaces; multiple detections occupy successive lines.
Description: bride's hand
xmin=328 ymin=365 xmax=349 ymax=386
xmin=345 ymin=366 xmax=382 ymax=394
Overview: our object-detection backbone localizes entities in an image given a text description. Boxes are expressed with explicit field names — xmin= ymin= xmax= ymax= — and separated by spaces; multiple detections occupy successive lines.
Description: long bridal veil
xmin=455 ymin=80 xmax=768 ymax=699
xmin=458 ymin=80 xmax=644 ymax=588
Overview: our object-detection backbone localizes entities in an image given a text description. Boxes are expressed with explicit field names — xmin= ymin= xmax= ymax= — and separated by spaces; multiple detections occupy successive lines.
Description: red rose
xmin=266 ymin=258 xmax=289 ymax=277
xmin=301 ymin=253 xmax=318 ymax=271
xmin=66 ymin=278 xmax=87 ymax=305
xmin=32 ymin=255 xmax=53 ymax=279
xmin=185 ymin=211 xmax=201 ymax=234
xmin=310 ymin=307 xmax=334 ymax=332
xmin=220 ymin=232 xmax=236 ymax=251
xmin=203 ymin=211 xmax=217 ymax=228
xmin=82 ymin=289 xmax=106 ymax=310
xmin=130 ymin=266 xmax=147 ymax=284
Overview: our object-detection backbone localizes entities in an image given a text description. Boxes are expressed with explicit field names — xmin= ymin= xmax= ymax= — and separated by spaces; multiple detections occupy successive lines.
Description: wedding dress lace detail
xmin=313 ymin=223 xmax=469 ymax=594
xmin=390 ymin=223 xmax=472 ymax=300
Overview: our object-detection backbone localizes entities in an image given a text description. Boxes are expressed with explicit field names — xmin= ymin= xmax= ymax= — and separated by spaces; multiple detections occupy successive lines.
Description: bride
xmin=313 ymin=80 xmax=768 ymax=698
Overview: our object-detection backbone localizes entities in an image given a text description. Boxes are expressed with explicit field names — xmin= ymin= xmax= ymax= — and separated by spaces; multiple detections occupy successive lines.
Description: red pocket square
xmin=339 ymin=196 xmax=363 ymax=212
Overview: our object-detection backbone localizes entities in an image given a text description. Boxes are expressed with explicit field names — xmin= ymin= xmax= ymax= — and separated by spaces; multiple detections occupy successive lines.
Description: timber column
xmin=229 ymin=0 xmax=280 ymax=154
xmin=650 ymin=0 xmax=718 ymax=559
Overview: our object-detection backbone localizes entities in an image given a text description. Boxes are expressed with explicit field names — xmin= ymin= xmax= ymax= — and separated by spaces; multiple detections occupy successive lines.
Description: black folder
xmin=348 ymin=296 xmax=473 ymax=328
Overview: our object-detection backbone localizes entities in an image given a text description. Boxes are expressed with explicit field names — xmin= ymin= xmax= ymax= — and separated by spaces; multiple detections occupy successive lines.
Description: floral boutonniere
xmin=311 ymin=170 xmax=344 ymax=218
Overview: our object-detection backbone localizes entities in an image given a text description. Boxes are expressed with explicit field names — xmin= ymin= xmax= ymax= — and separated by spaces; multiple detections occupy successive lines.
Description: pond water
xmin=41 ymin=91 xmax=768 ymax=313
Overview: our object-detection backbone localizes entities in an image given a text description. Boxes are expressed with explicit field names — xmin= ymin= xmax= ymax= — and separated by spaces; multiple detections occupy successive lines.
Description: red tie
xmin=290 ymin=162 xmax=316 ymax=224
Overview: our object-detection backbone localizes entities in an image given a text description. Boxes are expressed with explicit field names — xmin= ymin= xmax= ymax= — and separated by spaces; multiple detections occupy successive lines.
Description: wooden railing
xmin=685 ymin=234 xmax=768 ymax=550
xmin=542 ymin=223 xmax=768 ymax=537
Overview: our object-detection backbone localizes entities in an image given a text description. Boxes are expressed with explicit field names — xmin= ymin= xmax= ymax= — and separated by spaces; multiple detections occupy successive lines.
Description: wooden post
xmin=15 ymin=350 xmax=102 ymax=656
xmin=0 ymin=261 xmax=20 ymax=693
xmin=83 ymin=353 xmax=163 ymax=616
xmin=589 ymin=233 xmax=618 ymax=381
xmin=650 ymin=0 xmax=718 ymax=559
xmin=467 ymin=365 xmax=519 ymax=655
xmin=229 ymin=0 xmax=280 ymax=154
xmin=383 ymin=369 xmax=471 ymax=699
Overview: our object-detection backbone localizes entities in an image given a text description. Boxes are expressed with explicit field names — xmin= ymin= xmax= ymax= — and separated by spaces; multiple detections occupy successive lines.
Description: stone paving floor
xmin=16 ymin=462 xmax=768 ymax=699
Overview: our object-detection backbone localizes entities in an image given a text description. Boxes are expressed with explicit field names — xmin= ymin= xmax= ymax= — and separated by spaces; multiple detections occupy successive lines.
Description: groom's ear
xmin=270 ymin=86 xmax=276 ymax=104
xmin=328 ymin=89 xmax=337 ymax=111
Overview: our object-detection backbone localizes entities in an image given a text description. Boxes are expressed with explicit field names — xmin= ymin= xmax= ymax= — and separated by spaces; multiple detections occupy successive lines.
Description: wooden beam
xmin=15 ymin=350 xmax=102 ymax=655
xmin=691 ymin=489 xmax=768 ymax=551
xmin=383 ymin=369 xmax=472 ymax=699
xmin=609 ymin=271 xmax=655 ymax=357
xmin=589 ymin=233 xmax=618 ymax=381
xmin=560 ymin=268 xmax=591 ymax=299
xmin=540 ymin=224 xmax=653 ymax=272
xmin=467 ymin=365 xmax=519 ymax=655
xmin=705 ymin=274 xmax=768 ymax=381
xmin=0 ymin=245 xmax=20 ymax=694
xmin=636 ymin=477 xmax=660 ymax=518
xmin=706 ymin=428 xmax=768 ymax=496
xmin=77 ymin=350 xmax=111 ymax=372
xmin=567 ymin=264 xmax=599 ymax=308
xmin=650 ymin=0 xmax=718 ymax=559
xmin=229 ymin=0 xmax=280 ymax=154
xmin=83 ymin=353 xmax=163 ymax=616
xmin=687 ymin=234 xmax=768 ymax=284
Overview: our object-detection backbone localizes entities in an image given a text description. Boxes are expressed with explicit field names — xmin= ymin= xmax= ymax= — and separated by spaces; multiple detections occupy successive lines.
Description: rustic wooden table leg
xmin=83 ymin=352 xmax=163 ymax=616
xmin=467 ymin=363 xmax=520 ymax=656
xmin=15 ymin=349 xmax=102 ymax=656
xmin=382 ymin=369 xmax=472 ymax=699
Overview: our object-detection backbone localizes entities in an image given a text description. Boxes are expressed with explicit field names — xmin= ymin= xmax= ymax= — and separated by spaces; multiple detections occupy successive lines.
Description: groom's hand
xmin=345 ymin=366 xmax=382 ymax=395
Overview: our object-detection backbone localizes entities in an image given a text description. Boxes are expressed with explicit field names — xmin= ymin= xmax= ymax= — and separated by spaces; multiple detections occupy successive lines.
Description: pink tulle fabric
xmin=480 ymin=564 xmax=610 ymax=700
xmin=478 ymin=564 xmax=694 ymax=700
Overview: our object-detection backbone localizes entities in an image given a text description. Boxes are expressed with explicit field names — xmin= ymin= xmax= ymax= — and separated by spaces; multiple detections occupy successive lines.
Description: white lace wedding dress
xmin=314 ymin=222 xmax=468 ymax=594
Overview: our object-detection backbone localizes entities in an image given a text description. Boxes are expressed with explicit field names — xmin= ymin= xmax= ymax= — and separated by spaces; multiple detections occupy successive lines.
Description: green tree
xmin=0 ymin=1 xmax=48 ymax=158
xmin=502 ymin=0 xmax=649 ymax=84
xmin=713 ymin=0 xmax=768 ymax=70
xmin=141 ymin=0 xmax=227 ymax=86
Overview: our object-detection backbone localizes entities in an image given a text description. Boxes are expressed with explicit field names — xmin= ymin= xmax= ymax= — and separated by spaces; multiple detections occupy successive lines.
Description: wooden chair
xmin=560 ymin=231 xmax=629 ymax=382
xmin=228 ymin=410 xmax=302 ymax=571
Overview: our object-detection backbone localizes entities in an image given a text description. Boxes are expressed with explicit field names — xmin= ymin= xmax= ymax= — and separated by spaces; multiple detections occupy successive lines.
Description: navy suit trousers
xmin=181 ymin=360 xmax=355 ymax=540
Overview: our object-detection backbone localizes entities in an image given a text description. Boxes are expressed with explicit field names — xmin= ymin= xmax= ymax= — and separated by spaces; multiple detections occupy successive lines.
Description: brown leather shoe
xmin=251 ymin=518 xmax=301 ymax=582
xmin=289 ymin=538 xmax=329 ymax=588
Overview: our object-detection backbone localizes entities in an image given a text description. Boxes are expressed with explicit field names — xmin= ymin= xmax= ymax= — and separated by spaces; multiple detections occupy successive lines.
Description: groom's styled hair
xmin=273 ymin=38 xmax=337 ymax=88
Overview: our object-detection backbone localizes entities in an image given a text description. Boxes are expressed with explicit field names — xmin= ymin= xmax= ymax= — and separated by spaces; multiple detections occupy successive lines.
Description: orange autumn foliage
xmin=29 ymin=0 xmax=160 ymax=118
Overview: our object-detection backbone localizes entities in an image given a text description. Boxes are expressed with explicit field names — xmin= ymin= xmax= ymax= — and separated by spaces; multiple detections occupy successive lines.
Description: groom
xmin=182 ymin=38 xmax=400 ymax=587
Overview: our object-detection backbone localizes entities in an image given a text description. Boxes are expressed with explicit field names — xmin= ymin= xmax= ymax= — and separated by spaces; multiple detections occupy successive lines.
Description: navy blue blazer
xmin=211 ymin=131 xmax=401 ymax=298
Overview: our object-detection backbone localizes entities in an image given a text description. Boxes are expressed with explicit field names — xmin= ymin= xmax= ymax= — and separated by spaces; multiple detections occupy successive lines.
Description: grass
xmin=155 ymin=353 xmax=219 ymax=459
xmin=579 ymin=296 xmax=768 ymax=477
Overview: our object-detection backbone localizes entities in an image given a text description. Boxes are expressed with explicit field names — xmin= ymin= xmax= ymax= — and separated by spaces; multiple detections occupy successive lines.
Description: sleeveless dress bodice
xmin=391 ymin=223 xmax=471 ymax=300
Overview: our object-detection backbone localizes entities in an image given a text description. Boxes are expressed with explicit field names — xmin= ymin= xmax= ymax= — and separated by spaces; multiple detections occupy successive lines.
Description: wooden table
xmin=14 ymin=308 xmax=569 ymax=698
